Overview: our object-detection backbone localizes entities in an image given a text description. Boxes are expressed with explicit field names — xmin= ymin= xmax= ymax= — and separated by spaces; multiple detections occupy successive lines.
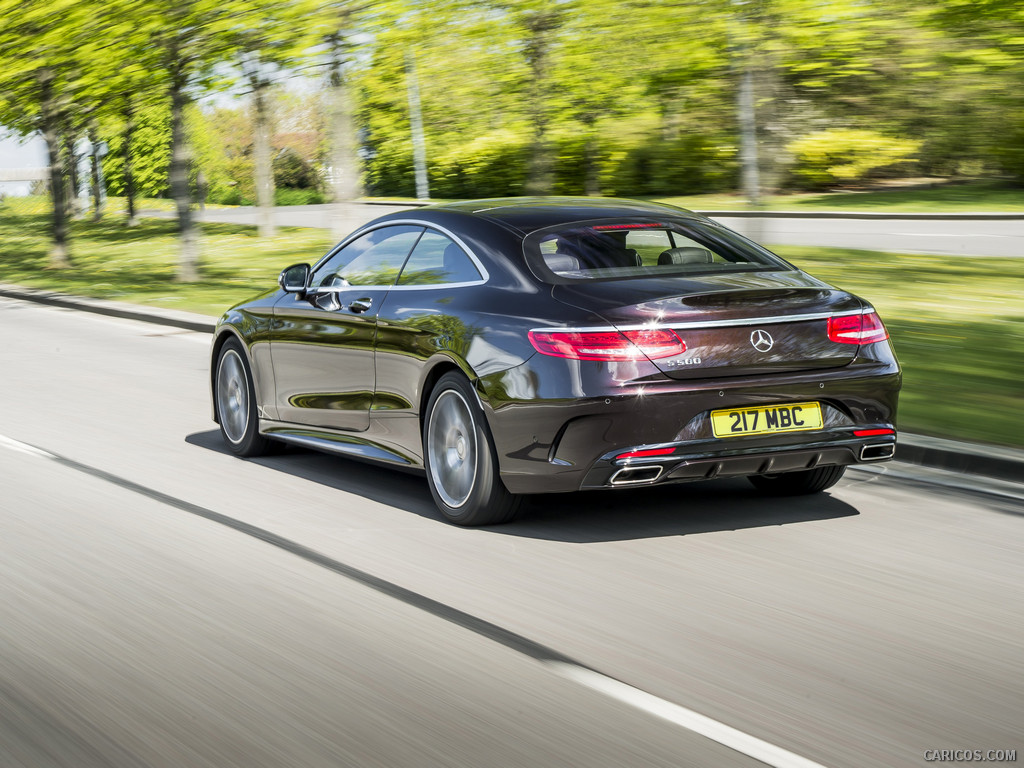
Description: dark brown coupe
xmin=211 ymin=198 xmax=901 ymax=525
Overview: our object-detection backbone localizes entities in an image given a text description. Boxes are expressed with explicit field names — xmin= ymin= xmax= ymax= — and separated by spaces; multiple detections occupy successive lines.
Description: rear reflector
xmin=827 ymin=312 xmax=889 ymax=344
xmin=529 ymin=329 xmax=685 ymax=361
xmin=615 ymin=447 xmax=676 ymax=460
xmin=854 ymin=428 xmax=896 ymax=437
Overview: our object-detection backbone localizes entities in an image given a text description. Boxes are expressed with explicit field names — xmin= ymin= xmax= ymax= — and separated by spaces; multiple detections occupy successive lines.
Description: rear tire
xmin=215 ymin=338 xmax=273 ymax=458
xmin=747 ymin=465 xmax=847 ymax=496
xmin=423 ymin=372 xmax=521 ymax=526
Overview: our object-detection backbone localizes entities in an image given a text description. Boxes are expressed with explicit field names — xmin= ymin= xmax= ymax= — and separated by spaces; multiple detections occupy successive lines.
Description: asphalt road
xmin=144 ymin=204 xmax=1024 ymax=257
xmin=1 ymin=297 xmax=1022 ymax=768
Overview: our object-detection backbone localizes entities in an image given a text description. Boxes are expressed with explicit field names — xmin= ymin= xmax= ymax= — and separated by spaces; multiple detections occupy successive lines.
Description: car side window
xmin=312 ymin=225 xmax=424 ymax=289
xmin=397 ymin=230 xmax=482 ymax=286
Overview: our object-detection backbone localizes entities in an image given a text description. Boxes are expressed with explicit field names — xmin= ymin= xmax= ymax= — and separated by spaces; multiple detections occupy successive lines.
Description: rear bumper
xmin=580 ymin=432 xmax=895 ymax=489
xmin=480 ymin=362 xmax=901 ymax=495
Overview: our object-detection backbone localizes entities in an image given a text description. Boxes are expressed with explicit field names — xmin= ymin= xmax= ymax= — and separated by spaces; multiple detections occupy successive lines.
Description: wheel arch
xmin=210 ymin=327 xmax=250 ymax=424
xmin=417 ymin=356 xmax=471 ymax=427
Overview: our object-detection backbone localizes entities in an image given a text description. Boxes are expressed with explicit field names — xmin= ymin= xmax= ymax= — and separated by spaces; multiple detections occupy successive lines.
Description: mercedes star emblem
xmin=750 ymin=329 xmax=775 ymax=352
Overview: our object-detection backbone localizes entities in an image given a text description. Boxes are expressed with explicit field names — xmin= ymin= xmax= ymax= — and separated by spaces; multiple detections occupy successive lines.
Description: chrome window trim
xmin=309 ymin=279 xmax=489 ymax=294
xmin=529 ymin=308 xmax=868 ymax=335
xmin=310 ymin=219 xmax=490 ymax=290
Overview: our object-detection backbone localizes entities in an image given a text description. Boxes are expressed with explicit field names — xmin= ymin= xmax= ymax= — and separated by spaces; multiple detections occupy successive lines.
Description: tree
xmin=236 ymin=0 xmax=322 ymax=237
xmin=0 ymin=0 xmax=103 ymax=267
xmin=316 ymin=0 xmax=382 ymax=237
xmin=134 ymin=0 xmax=251 ymax=281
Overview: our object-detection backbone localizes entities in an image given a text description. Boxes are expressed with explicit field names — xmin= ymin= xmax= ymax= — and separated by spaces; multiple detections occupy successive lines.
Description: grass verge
xmin=0 ymin=197 xmax=332 ymax=315
xmin=2 ymin=197 xmax=1022 ymax=447
xmin=774 ymin=246 xmax=1024 ymax=448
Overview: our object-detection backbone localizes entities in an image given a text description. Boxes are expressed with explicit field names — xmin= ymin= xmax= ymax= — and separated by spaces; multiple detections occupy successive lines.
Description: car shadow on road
xmin=186 ymin=430 xmax=859 ymax=542
xmin=507 ymin=481 xmax=859 ymax=543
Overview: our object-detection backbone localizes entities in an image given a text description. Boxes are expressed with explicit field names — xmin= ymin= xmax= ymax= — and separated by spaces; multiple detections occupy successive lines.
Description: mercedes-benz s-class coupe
xmin=211 ymin=198 xmax=901 ymax=525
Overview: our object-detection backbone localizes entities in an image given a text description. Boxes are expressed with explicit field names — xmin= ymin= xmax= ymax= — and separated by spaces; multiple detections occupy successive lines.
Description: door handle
xmin=348 ymin=298 xmax=373 ymax=313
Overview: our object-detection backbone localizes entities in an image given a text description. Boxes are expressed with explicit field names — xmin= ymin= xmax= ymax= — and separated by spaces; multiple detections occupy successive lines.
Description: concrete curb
xmin=0 ymin=284 xmax=215 ymax=334
xmin=2 ymin=283 xmax=1020 ymax=487
xmin=895 ymin=435 xmax=1024 ymax=485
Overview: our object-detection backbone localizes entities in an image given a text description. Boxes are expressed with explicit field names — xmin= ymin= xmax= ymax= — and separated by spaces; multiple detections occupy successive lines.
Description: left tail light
xmin=528 ymin=328 xmax=685 ymax=361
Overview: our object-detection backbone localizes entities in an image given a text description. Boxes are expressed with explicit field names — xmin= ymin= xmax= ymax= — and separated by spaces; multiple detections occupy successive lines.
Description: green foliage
xmin=788 ymin=130 xmax=922 ymax=189
xmin=273 ymin=149 xmax=321 ymax=189
xmin=10 ymin=0 xmax=1024 ymax=217
xmin=209 ymin=188 xmax=254 ymax=206
xmin=602 ymin=134 xmax=739 ymax=197
xmin=273 ymin=188 xmax=326 ymax=205
xmin=430 ymin=131 xmax=530 ymax=198
xmin=189 ymin=105 xmax=255 ymax=202
xmin=102 ymin=103 xmax=172 ymax=198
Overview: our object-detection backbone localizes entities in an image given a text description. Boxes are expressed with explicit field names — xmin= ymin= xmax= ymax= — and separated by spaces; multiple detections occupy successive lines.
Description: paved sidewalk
xmin=137 ymin=203 xmax=1024 ymax=258
xmin=3 ymin=282 xmax=1021 ymax=488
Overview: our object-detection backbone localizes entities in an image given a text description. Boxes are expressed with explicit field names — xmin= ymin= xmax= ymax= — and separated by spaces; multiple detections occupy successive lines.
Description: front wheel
xmin=215 ymin=338 xmax=273 ymax=457
xmin=747 ymin=465 xmax=847 ymax=496
xmin=423 ymin=372 xmax=521 ymax=526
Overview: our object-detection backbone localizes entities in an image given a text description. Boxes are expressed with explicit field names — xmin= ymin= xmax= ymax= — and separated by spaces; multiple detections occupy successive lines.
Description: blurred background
xmin=3 ymin=0 xmax=1024 ymax=207
xmin=1 ymin=0 xmax=1022 ymax=448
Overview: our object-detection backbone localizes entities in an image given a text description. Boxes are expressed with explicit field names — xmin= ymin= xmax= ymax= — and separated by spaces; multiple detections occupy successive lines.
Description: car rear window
xmin=523 ymin=218 xmax=792 ymax=283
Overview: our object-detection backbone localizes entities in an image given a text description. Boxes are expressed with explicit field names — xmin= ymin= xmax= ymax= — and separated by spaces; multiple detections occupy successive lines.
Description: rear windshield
xmin=523 ymin=218 xmax=792 ymax=283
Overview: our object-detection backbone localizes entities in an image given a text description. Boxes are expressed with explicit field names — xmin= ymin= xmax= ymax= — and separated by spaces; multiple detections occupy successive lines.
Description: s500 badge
xmin=666 ymin=357 xmax=702 ymax=366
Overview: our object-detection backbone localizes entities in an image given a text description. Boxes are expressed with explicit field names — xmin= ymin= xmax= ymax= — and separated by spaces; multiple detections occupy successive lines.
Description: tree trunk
xmin=169 ymin=73 xmax=199 ymax=282
xmin=252 ymin=76 xmax=276 ymax=238
xmin=737 ymin=61 xmax=763 ymax=243
xmin=738 ymin=64 xmax=761 ymax=208
xmin=405 ymin=50 xmax=430 ymax=200
xmin=582 ymin=116 xmax=600 ymax=196
xmin=327 ymin=36 xmax=363 ymax=240
xmin=89 ymin=125 xmax=104 ymax=222
xmin=39 ymin=72 xmax=71 ymax=269
xmin=64 ymin=131 xmax=83 ymax=218
xmin=123 ymin=100 xmax=138 ymax=226
xmin=523 ymin=11 xmax=559 ymax=196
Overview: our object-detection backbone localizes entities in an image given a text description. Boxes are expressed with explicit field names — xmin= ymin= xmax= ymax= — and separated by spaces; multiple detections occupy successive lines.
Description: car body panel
xmin=270 ymin=289 xmax=390 ymax=431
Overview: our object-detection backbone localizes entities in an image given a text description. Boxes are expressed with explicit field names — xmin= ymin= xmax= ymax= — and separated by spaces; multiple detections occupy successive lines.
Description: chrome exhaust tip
xmin=610 ymin=465 xmax=664 ymax=485
xmin=860 ymin=443 xmax=896 ymax=461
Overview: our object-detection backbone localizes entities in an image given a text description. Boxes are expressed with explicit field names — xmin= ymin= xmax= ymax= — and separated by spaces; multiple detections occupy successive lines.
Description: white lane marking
xmin=547 ymin=662 xmax=830 ymax=768
xmin=0 ymin=434 xmax=57 ymax=459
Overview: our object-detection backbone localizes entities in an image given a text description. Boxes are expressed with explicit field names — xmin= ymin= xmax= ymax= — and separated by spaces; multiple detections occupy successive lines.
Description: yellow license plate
xmin=711 ymin=402 xmax=823 ymax=438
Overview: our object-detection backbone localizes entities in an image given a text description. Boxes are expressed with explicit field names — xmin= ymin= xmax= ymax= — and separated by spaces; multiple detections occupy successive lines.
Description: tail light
xmin=528 ymin=329 xmax=685 ymax=361
xmin=827 ymin=312 xmax=889 ymax=344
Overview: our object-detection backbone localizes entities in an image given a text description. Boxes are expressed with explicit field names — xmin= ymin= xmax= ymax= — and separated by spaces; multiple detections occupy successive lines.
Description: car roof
xmin=427 ymin=197 xmax=708 ymax=236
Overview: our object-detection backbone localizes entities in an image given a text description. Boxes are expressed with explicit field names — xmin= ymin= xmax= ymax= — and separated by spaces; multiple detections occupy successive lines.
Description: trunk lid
xmin=551 ymin=272 xmax=863 ymax=379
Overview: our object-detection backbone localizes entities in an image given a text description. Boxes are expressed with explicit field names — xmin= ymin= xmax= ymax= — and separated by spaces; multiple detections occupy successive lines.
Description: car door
xmin=372 ymin=228 xmax=487 ymax=416
xmin=270 ymin=224 xmax=424 ymax=431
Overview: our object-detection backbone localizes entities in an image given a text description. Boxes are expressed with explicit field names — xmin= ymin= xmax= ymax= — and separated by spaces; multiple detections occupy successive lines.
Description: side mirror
xmin=279 ymin=263 xmax=310 ymax=296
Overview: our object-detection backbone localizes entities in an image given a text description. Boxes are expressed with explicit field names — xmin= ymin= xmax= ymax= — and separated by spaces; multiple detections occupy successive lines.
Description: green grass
xmin=774 ymin=245 xmax=1024 ymax=448
xmin=2 ymin=196 xmax=1022 ymax=447
xmin=0 ymin=197 xmax=332 ymax=315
